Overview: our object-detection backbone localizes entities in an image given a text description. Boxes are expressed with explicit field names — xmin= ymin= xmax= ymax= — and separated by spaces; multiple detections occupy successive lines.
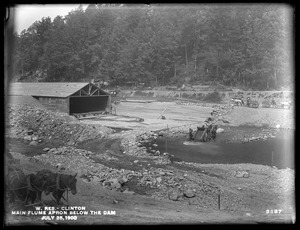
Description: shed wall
xmin=36 ymin=97 xmax=69 ymax=113
xmin=69 ymin=96 xmax=109 ymax=114
xmin=7 ymin=95 xmax=45 ymax=107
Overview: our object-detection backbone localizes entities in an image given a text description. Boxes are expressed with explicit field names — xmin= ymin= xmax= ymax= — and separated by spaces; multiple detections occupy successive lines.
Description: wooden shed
xmin=8 ymin=82 xmax=111 ymax=115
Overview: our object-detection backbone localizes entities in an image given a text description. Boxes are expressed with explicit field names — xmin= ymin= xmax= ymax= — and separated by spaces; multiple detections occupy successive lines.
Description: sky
xmin=14 ymin=4 xmax=88 ymax=34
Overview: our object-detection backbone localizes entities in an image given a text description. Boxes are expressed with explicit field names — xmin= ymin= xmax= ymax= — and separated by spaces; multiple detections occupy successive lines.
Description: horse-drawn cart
xmin=7 ymin=164 xmax=45 ymax=207
xmin=6 ymin=164 xmax=78 ymax=208
xmin=246 ymin=97 xmax=259 ymax=108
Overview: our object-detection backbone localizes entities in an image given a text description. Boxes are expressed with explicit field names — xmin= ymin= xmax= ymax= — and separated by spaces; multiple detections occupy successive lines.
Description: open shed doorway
xmin=69 ymin=96 xmax=109 ymax=114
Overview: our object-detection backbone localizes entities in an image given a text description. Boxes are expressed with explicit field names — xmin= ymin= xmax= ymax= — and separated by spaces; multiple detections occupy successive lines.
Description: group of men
xmin=189 ymin=123 xmax=218 ymax=142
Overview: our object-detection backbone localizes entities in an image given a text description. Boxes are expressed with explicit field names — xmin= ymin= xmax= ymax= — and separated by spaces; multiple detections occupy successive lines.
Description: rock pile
xmin=120 ymin=130 xmax=171 ymax=164
xmin=32 ymin=146 xmax=141 ymax=191
xmin=31 ymin=145 xmax=197 ymax=200
xmin=7 ymin=104 xmax=113 ymax=145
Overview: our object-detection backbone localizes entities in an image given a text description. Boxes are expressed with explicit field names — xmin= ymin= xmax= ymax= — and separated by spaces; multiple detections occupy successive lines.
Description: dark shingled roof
xmin=8 ymin=82 xmax=108 ymax=97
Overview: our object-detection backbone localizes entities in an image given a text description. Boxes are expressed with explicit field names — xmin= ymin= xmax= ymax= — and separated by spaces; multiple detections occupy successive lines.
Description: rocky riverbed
xmin=5 ymin=103 xmax=295 ymax=224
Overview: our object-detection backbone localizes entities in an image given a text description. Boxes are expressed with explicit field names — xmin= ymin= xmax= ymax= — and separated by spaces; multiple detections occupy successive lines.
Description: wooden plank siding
xmin=36 ymin=97 xmax=69 ymax=114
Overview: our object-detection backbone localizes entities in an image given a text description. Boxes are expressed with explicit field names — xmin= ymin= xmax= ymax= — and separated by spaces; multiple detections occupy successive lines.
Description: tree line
xmin=14 ymin=4 xmax=293 ymax=90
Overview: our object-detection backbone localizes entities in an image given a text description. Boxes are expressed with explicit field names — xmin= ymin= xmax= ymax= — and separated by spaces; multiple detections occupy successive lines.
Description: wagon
xmin=246 ymin=98 xmax=259 ymax=108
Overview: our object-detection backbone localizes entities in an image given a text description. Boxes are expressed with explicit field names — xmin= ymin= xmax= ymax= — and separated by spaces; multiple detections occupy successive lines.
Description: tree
xmin=13 ymin=4 xmax=293 ymax=90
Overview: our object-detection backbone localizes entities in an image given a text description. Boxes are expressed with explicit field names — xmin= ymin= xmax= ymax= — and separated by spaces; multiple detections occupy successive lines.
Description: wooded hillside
xmin=14 ymin=4 xmax=293 ymax=90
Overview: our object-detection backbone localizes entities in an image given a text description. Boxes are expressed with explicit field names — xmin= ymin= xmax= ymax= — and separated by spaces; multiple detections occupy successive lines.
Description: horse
xmin=189 ymin=128 xmax=194 ymax=141
xmin=43 ymin=171 xmax=78 ymax=205
xmin=199 ymin=124 xmax=212 ymax=142
xmin=35 ymin=169 xmax=58 ymax=198
xmin=246 ymin=97 xmax=259 ymax=108
xmin=230 ymin=98 xmax=244 ymax=106
xmin=210 ymin=125 xmax=218 ymax=141
xmin=24 ymin=173 xmax=48 ymax=205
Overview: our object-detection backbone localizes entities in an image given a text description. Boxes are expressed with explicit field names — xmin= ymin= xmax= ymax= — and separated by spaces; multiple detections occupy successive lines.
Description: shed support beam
xmin=91 ymin=88 xmax=99 ymax=95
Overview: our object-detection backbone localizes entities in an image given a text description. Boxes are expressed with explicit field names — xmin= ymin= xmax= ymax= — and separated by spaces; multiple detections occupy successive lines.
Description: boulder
xmin=156 ymin=177 xmax=162 ymax=183
xmin=43 ymin=147 xmax=50 ymax=152
xmin=56 ymin=149 xmax=62 ymax=155
xmin=31 ymin=136 xmax=38 ymax=141
xmin=66 ymin=141 xmax=75 ymax=146
xmin=122 ymin=189 xmax=135 ymax=195
xmin=92 ymin=176 xmax=101 ymax=183
xmin=49 ymin=148 xmax=57 ymax=153
xmin=27 ymin=130 xmax=34 ymax=135
xmin=235 ymin=171 xmax=250 ymax=178
xmin=110 ymin=178 xmax=122 ymax=189
xmin=118 ymin=176 xmax=128 ymax=185
xmin=24 ymin=135 xmax=32 ymax=141
xmin=29 ymin=141 xmax=38 ymax=146
xmin=79 ymin=169 xmax=88 ymax=177
xmin=168 ymin=189 xmax=180 ymax=201
xmin=184 ymin=189 xmax=196 ymax=198
xmin=216 ymin=128 xmax=224 ymax=134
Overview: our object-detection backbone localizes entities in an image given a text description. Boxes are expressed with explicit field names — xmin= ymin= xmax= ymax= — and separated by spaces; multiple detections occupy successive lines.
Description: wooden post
xmin=158 ymin=107 xmax=168 ymax=119
xmin=185 ymin=43 xmax=188 ymax=68
xmin=218 ymin=194 xmax=220 ymax=210
xmin=165 ymin=124 xmax=168 ymax=153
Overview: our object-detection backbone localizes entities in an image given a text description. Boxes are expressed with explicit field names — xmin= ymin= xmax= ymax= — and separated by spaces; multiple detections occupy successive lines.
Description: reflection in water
xmin=182 ymin=142 xmax=222 ymax=155
xmin=155 ymin=129 xmax=294 ymax=169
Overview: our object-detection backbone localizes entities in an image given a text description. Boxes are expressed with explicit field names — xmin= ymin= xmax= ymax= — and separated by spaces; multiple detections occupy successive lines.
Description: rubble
xmin=5 ymin=100 xmax=294 ymax=216
xmin=7 ymin=104 xmax=113 ymax=145
xmin=32 ymin=146 xmax=141 ymax=191
xmin=29 ymin=144 xmax=193 ymax=199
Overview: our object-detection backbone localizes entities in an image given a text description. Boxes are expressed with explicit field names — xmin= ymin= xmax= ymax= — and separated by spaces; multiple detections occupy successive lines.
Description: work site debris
xmin=7 ymin=104 xmax=113 ymax=144
xmin=32 ymin=146 xmax=140 ymax=191
xmin=234 ymin=171 xmax=250 ymax=178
